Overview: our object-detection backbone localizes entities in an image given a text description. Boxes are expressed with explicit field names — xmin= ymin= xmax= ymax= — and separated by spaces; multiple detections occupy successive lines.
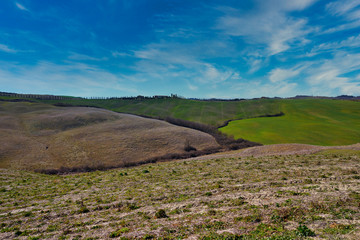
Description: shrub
xmin=296 ymin=224 xmax=315 ymax=237
xmin=127 ymin=203 xmax=140 ymax=210
xmin=23 ymin=211 xmax=33 ymax=217
xmin=78 ymin=206 xmax=90 ymax=214
xmin=184 ymin=139 xmax=197 ymax=152
xmin=155 ymin=209 xmax=168 ymax=218
xmin=109 ymin=230 xmax=121 ymax=238
xmin=109 ymin=227 xmax=130 ymax=238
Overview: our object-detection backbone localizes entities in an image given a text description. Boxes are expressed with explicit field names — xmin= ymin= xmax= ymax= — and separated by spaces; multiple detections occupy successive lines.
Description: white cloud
xmin=326 ymin=0 xmax=360 ymax=16
xmin=269 ymin=68 xmax=301 ymax=83
xmin=131 ymin=42 xmax=241 ymax=87
xmin=305 ymin=52 xmax=360 ymax=95
xmin=267 ymin=0 xmax=317 ymax=11
xmin=232 ymin=80 xmax=299 ymax=98
xmin=247 ymin=58 xmax=263 ymax=73
xmin=323 ymin=0 xmax=360 ymax=33
xmin=15 ymin=2 xmax=29 ymax=11
xmin=133 ymin=43 xmax=200 ymax=66
xmin=0 ymin=44 xmax=17 ymax=53
xmin=196 ymin=64 xmax=239 ymax=84
xmin=323 ymin=20 xmax=360 ymax=34
xmin=0 ymin=61 xmax=138 ymax=97
xmin=112 ymin=51 xmax=130 ymax=57
xmin=187 ymin=82 xmax=198 ymax=91
xmin=216 ymin=0 xmax=317 ymax=55
xmin=68 ymin=53 xmax=107 ymax=61
xmin=307 ymin=33 xmax=360 ymax=56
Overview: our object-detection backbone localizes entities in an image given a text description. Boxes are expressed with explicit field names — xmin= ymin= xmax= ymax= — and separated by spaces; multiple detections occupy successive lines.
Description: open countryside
xmin=1 ymin=0 xmax=360 ymax=239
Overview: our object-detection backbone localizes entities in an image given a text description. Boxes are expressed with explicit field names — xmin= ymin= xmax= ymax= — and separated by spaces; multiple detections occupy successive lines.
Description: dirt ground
xmin=0 ymin=144 xmax=359 ymax=239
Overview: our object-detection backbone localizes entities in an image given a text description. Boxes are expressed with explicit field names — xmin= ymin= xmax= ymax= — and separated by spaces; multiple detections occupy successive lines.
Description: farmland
xmin=2 ymin=95 xmax=359 ymax=146
xmin=220 ymin=99 xmax=360 ymax=146
xmin=0 ymin=101 xmax=220 ymax=172
xmin=0 ymin=96 xmax=359 ymax=239
xmin=0 ymin=145 xmax=359 ymax=239
xmin=0 ymin=95 xmax=282 ymax=126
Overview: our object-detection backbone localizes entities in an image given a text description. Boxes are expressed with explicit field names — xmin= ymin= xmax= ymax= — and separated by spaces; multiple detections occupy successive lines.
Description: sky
xmin=1 ymin=0 xmax=360 ymax=98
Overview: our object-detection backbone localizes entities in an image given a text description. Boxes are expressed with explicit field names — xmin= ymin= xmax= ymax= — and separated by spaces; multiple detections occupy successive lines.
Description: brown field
xmin=0 ymin=102 xmax=219 ymax=172
xmin=0 ymin=146 xmax=359 ymax=239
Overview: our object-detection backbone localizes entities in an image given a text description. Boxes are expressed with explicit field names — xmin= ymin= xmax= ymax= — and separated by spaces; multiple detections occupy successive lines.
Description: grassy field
xmin=3 ymin=97 xmax=281 ymax=127
xmin=0 ymin=102 xmax=219 ymax=172
xmin=0 ymin=148 xmax=359 ymax=239
xmin=2 ymin=96 xmax=359 ymax=146
xmin=220 ymin=99 xmax=360 ymax=146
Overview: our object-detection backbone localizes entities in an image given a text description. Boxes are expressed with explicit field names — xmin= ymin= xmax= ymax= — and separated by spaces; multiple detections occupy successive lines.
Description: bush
xmin=184 ymin=140 xmax=197 ymax=152
xmin=296 ymin=224 xmax=315 ymax=237
xmin=155 ymin=209 xmax=168 ymax=218
xmin=78 ymin=206 xmax=90 ymax=214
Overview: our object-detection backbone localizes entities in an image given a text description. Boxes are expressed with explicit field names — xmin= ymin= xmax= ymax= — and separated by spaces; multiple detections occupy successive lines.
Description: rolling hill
xmin=0 ymin=95 xmax=282 ymax=126
xmin=0 ymin=101 xmax=220 ymax=172
xmin=220 ymin=99 xmax=360 ymax=146
xmin=1 ymin=94 xmax=359 ymax=146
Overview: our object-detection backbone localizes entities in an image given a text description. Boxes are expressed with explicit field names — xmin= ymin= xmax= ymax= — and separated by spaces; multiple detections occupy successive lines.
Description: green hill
xmin=1 ymin=95 xmax=359 ymax=146
xmin=220 ymin=99 xmax=360 ymax=146
xmin=25 ymin=97 xmax=280 ymax=126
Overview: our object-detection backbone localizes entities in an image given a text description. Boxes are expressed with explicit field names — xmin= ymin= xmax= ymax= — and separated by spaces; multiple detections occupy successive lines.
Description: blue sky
xmin=1 ymin=0 xmax=360 ymax=98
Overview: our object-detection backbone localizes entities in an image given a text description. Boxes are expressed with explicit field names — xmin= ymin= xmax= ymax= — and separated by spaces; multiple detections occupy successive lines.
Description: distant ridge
xmin=1 ymin=91 xmax=359 ymax=101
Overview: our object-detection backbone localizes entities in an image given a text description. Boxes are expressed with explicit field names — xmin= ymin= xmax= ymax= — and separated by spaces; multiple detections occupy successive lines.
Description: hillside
xmin=0 ymin=145 xmax=359 ymax=239
xmin=0 ymin=95 xmax=282 ymax=126
xmin=0 ymin=102 xmax=220 ymax=172
xmin=1 ymin=95 xmax=359 ymax=146
xmin=220 ymin=99 xmax=360 ymax=146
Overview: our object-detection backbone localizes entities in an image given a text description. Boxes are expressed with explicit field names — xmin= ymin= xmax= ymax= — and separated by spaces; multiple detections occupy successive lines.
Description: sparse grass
xmin=0 ymin=150 xmax=359 ymax=239
xmin=0 ymin=102 xmax=219 ymax=172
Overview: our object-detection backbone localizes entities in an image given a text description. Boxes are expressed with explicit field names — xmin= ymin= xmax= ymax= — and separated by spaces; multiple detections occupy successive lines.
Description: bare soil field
xmin=0 ymin=146 xmax=359 ymax=239
xmin=0 ymin=102 xmax=219 ymax=172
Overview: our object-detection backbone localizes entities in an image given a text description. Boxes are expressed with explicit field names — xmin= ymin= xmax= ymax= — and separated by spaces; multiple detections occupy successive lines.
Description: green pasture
xmin=220 ymin=99 xmax=360 ymax=146
xmin=2 ymin=95 xmax=359 ymax=145
xmin=5 ymin=97 xmax=281 ymax=126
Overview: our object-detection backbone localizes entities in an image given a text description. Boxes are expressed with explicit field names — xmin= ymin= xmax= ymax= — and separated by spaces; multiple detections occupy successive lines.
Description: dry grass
xmin=0 ymin=102 xmax=219 ymax=172
xmin=0 ymin=149 xmax=359 ymax=239
xmin=187 ymin=143 xmax=360 ymax=162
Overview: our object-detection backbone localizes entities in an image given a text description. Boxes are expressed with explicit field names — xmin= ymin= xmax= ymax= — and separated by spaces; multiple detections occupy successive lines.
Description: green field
xmin=4 ymin=97 xmax=281 ymax=126
xmin=220 ymin=99 xmax=360 ymax=146
xmin=2 ymin=95 xmax=360 ymax=145
xmin=33 ymin=98 xmax=280 ymax=126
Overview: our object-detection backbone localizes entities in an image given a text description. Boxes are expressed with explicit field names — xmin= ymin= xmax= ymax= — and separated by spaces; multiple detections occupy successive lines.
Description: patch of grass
xmin=323 ymin=224 xmax=355 ymax=235
xmin=109 ymin=227 xmax=130 ymax=238
xmin=296 ymin=224 xmax=316 ymax=237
